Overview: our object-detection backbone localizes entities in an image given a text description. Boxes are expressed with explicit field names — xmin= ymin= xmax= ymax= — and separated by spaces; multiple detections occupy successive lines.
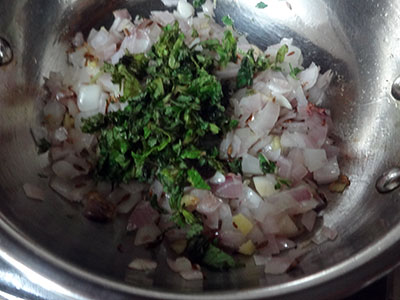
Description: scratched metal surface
xmin=1 ymin=0 xmax=400 ymax=299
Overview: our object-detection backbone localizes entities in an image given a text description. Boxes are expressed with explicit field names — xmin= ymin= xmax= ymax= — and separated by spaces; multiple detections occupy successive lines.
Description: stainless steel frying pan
xmin=1 ymin=0 xmax=400 ymax=299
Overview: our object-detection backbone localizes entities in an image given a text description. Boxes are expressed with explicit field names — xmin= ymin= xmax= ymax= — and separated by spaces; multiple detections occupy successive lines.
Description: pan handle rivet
xmin=0 ymin=37 xmax=13 ymax=66
xmin=376 ymin=168 xmax=400 ymax=193
xmin=391 ymin=76 xmax=400 ymax=100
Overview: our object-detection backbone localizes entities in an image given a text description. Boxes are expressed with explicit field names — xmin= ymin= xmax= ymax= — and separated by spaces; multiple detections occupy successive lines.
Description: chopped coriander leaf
xmin=275 ymin=44 xmax=289 ymax=64
xmin=289 ymin=63 xmax=302 ymax=79
xmin=256 ymin=1 xmax=268 ymax=8
xmin=228 ymin=119 xmax=239 ymax=130
xmin=193 ymin=0 xmax=206 ymax=9
xmin=228 ymin=158 xmax=242 ymax=174
xmin=258 ymin=153 xmax=276 ymax=174
xmin=237 ymin=49 xmax=271 ymax=88
xmin=186 ymin=223 xmax=204 ymax=239
xmin=186 ymin=236 xmax=239 ymax=270
xmin=188 ymin=168 xmax=211 ymax=190
xmin=201 ymin=30 xmax=237 ymax=67
xmin=237 ymin=54 xmax=254 ymax=88
xmin=274 ymin=177 xmax=292 ymax=189
xmin=222 ymin=15 xmax=234 ymax=26
xmin=202 ymin=244 xmax=237 ymax=270
xmin=191 ymin=28 xmax=199 ymax=38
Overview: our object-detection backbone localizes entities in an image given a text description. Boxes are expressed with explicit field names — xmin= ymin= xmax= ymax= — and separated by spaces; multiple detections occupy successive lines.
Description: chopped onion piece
xmin=167 ymin=257 xmax=192 ymax=272
xmin=180 ymin=269 xmax=203 ymax=280
xmin=129 ymin=258 xmax=157 ymax=271
xmin=77 ymin=84 xmax=102 ymax=112
xmin=23 ymin=183 xmax=45 ymax=201
xmin=134 ymin=224 xmax=161 ymax=246
xmin=177 ymin=0 xmax=194 ymax=19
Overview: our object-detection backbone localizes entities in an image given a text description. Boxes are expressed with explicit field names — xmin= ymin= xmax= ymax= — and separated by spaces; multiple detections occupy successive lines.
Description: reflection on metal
xmin=376 ymin=168 xmax=400 ymax=193
xmin=0 ymin=37 xmax=12 ymax=66
xmin=1 ymin=0 xmax=400 ymax=299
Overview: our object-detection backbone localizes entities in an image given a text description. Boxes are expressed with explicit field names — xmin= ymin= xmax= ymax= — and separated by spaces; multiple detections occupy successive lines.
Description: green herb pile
xmin=82 ymin=22 xmax=239 ymax=223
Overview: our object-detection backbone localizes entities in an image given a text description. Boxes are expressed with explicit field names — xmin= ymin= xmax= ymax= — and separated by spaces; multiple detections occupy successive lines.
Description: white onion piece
xmin=242 ymin=154 xmax=263 ymax=175
xmin=276 ymin=214 xmax=298 ymax=237
xmin=277 ymin=156 xmax=292 ymax=179
xmin=259 ymin=234 xmax=280 ymax=256
xmin=68 ymin=129 xmax=95 ymax=152
xmin=23 ymin=183 xmax=45 ymax=201
xmin=107 ymin=188 xmax=130 ymax=205
xmin=54 ymin=127 xmax=68 ymax=142
xmin=161 ymin=0 xmax=179 ymax=6
xmin=72 ymin=32 xmax=84 ymax=48
xmin=280 ymin=131 xmax=308 ymax=149
xmin=209 ymin=171 xmax=226 ymax=185
xmin=219 ymin=203 xmax=233 ymax=231
xmin=313 ymin=156 xmax=340 ymax=184
xmin=50 ymin=144 xmax=74 ymax=161
xmin=248 ymin=101 xmax=280 ymax=136
xmin=127 ymin=201 xmax=159 ymax=231
xmin=321 ymin=225 xmax=338 ymax=240
xmin=238 ymin=93 xmax=264 ymax=126
xmin=117 ymin=193 xmax=142 ymax=214
xmin=68 ymin=47 xmax=86 ymax=68
xmin=234 ymin=127 xmax=259 ymax=157
xmin=264 ymin=256 xmax=295 ymax=275
xmin=211 ymin=173 xmax=242 ymax=199
xmin=49 ymin=176 xmax=92 ymax=202
xmin=202 ymin=0 xmax=215 ymax=16
xmin=110 ymin=29 xmax=150 ymax=64
xmin=241 ymin=186 xmax=263 ymax=212
xmin=120 ymin=181 xmax=148 ymax=194
xmin=299 ymin=62 xmax=320 ymax=91
xmin=113 ymin=9 xmax=132 ymax=20
xmin=253 ymin=254 xmax=270 ymax=266
xmin=128 ymin=258 xmax=157 ymax=271
xmin=43 ymin=101 xmax=66 ymax=129
xmin=276 ymin=237 xmax=296 ymax=250
xmin=249 ymin=136 xmax=273 ymax=157
xmin=303 ymin=148 xmax=328 ymax=172
xmin=190 ymin=189 xmax=222 ymax=214
xmin=272 ymin=92 xmax=292 ymax=109
xmin=219 ymin=230 xmax=246 ymax=249
xmin=301 ymin=210 xmax=317 ymax=232
xmin=151 ymin=11 xmax=176 ymax=26
xmin=180 ymin=269 xmax=203 ymax=280
xmin=215 ymin=62 xmax=240 ymax=80
xmin=167 ymin=257 xmax=192 ymax=273
xmin=253 ymin=175 xmax=277 ymax=198
xmin=177 ymin=0 xmax=194 ymax=18
xmin=134 ymin=224 xmax=161 ymax=246
xmin=308 ymin=70 xmax=333 ymax=105
xmin=149 ymin=179 xmax=164 ymax=200
xmin=247 ymin=224 xmax=265 ymax=244
xmin=77 ymin=84 xmax=102 ymax=112
xmin=66 ymin=100 xmax=79 ymax=118
xmin=52 ymin=160 xmax=81 ymax=179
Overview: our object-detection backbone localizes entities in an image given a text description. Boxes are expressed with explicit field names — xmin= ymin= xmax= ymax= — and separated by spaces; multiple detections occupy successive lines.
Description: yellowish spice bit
xmin=181 ymin=194 xmax=199 ymax=211
xmin=271 ymin=136 xmax=281 ymax=151
xmin=227 ymin=144 xmax=233 ymax=156
xmin=329 ymin=174 xmax=350 ymax=193
xmin=238 ymin=240 xmax=256 ymax=255
xmin=63 ymin=113 xmax=74 ymax=129
xmin=170 ymin=239 xmax=187 ymax=254
xmin=232 ymin=213 xmax=253 ymax=236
